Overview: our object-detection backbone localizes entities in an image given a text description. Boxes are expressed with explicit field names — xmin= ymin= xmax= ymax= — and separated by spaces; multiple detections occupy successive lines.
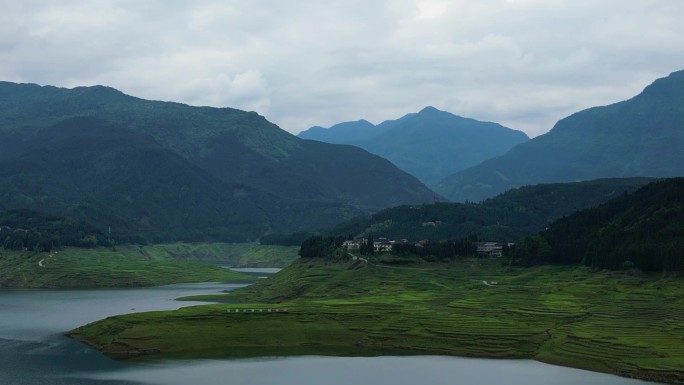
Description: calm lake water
xmin=0 ymin=282 xmax=659 ymax=385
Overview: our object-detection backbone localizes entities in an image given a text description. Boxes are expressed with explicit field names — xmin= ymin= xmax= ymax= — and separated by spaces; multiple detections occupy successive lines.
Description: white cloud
xmin=415 ymin=0 xmax=449 ymax=20
xmin=0 ymin=0 xmax=683 ymax=137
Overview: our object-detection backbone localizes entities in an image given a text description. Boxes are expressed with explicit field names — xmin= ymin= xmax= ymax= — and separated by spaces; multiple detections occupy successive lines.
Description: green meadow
xmin=137 ymin=242 xmax=299 ymax=267
xmin=0 ymin=245 xmax=254 ymax=288
xmin=69 ymin=258 xmax=684 ymax=384
xmin=0 ymin=243 xmax=298 ymax=288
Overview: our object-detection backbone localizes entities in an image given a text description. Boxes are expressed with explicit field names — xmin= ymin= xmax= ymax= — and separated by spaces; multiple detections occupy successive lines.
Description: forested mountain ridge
xmin=515 ymin=178 xmax=684 ymax=272
xmin=299 ymin=106 xmax=528 ymax=186
xmin=321 ymin=177 xmax=652 ymax=243
xmin=0 ymin=82 xmax=297 ymax=161
xmin=0 ymin=82 xmax=438 ymax=242
xmin=0 ymin=117 xmax=275 ymax=242
xmin=436 ymin=70 xmax=684 ymax=202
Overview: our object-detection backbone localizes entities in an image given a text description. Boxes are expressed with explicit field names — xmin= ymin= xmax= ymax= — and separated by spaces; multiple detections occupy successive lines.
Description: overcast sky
xmin=1 ymin=1 xmax=683 ymax=137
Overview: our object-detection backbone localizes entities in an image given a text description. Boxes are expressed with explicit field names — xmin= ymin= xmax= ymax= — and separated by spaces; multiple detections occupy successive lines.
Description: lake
xmin=0 ymin=283 xmax=659 ymax=385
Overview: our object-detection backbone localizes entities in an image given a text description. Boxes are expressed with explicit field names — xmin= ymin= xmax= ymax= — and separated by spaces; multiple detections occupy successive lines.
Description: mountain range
xmin=436 ymin=70 xmax=684 ymax=202
xmin=0 ymin=82 xmax=438 ymax=242
xmin=299 ymin=106 xmax=529 ymax=186
xmin=2 ymin=69 xmax=683 ymax=243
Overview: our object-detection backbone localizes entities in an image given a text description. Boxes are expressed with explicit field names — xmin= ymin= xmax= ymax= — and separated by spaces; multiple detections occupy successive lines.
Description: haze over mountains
xmin=299 ymin=106 xmax=529 ymax=186
xmin=436 ymin=70 xmax=684 ymax=202
xmin=0 ymin=82 xmax=437 ymax=242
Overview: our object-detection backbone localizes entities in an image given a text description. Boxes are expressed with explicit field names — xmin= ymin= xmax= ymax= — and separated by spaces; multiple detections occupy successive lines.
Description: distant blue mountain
xmin=299 ymin=107 xmax=529 ymax=187
xmin=299 ymin=120 xmax=379 ymax=144
xmin=435 ymin=70 xmax=684 ymax=202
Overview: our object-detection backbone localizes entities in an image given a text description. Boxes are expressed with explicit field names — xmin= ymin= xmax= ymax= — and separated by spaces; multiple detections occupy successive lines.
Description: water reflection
xmin=78 ymin=355 xmax=656 ymax=385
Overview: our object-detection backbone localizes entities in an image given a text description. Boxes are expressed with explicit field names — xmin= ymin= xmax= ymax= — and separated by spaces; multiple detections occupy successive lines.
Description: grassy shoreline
xmin=0 ymin=246 xmax=254 ymax=288
xmin=68 ymin=258 xmax=684 ymax=383
xmin=0 ymin=242 xmax=298 ymax=288
xmin=131 ymin=242 xmax=299 ymax=267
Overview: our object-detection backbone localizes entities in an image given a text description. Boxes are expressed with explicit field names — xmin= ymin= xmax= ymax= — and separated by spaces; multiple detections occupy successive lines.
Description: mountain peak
xmin=298 ymin=119 xmax=379 ymax=143
xmin=416 ymin=106 xmax=464 ymax=121
xmin=636 ymin=69 xmax=684 ymax=101
xmin=435 ymin=69 xmax=684 ymax=202
xmin=418 ymin=106 xmax=444 ymax=115
xmin=301 ymin=106 xmax=527 ymax=186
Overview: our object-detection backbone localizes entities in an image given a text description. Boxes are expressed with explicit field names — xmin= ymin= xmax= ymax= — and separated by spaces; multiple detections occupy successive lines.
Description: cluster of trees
xmin=512 ymin=178 xmax=684 ymax=272
xmin=324 ymin=178 xmax=651 ymax=245
xmin=0 ymin=209 xmax=111 ymax=252
xmin=358 ymin=234 xmax=375 ymax=255
xmin=391 ymin=237 xmax=478 ymax=261
xmin=298 ymin=236 xmax=348 ymax=260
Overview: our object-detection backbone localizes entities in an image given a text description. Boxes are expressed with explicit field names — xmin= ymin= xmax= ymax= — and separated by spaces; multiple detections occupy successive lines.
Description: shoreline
xmin=68 ymin=331 xmax=677 ymax=384
xmin=66 ymin=260 xmax=684 ymax=384
xmin=0 ymin=243 xmax=298 ymax=289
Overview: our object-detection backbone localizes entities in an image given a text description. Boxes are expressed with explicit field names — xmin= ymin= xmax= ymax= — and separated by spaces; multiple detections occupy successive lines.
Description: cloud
xmin=1 ymin=0 xmax=683 ymax=137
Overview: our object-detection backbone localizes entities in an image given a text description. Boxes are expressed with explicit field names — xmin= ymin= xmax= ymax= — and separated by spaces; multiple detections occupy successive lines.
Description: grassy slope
xmin=0 ymin=246 xmax=254 ymax=288
xmin=69 ymin=258 xmax=684 ymax=383
xmin=139 ymin=242 xmax=299 ymax=267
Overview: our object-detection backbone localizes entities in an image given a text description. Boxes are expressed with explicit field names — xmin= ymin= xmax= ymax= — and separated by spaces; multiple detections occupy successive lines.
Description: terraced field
xmin=69 ymin=259 xmax=684 ymax=383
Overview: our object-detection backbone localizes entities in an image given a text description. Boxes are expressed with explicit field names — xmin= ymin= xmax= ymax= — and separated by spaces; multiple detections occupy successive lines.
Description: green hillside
xmin=436 ymin=70 xmax=684 ymax=202
xmin=0 ymin=246 xmax=252 ymax=288
xmin=515 ymin=178 xmax=684 ymax=271
xmin=322 ymin=178 xmax=652 ymax=243
xmin=0 ymin=117 xmax=272 ymax=242
xmin=0 ymin=208 xmax=109 ymax=251
xmin=0 ymin=82 xmax=438 ymax=242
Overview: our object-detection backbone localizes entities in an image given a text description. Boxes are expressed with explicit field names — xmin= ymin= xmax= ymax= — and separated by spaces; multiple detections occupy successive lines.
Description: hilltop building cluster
xmin=342 ymin=238 xmax=409 ymax=253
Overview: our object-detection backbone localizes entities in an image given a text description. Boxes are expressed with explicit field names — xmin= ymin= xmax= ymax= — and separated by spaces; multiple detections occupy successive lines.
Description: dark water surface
xmin=0 ymin=283 xmax=658 ymax=385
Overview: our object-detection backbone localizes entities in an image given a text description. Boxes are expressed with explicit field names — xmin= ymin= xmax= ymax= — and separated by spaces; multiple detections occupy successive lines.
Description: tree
xmin=360 ymin=234 xmax=374 ymax=255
